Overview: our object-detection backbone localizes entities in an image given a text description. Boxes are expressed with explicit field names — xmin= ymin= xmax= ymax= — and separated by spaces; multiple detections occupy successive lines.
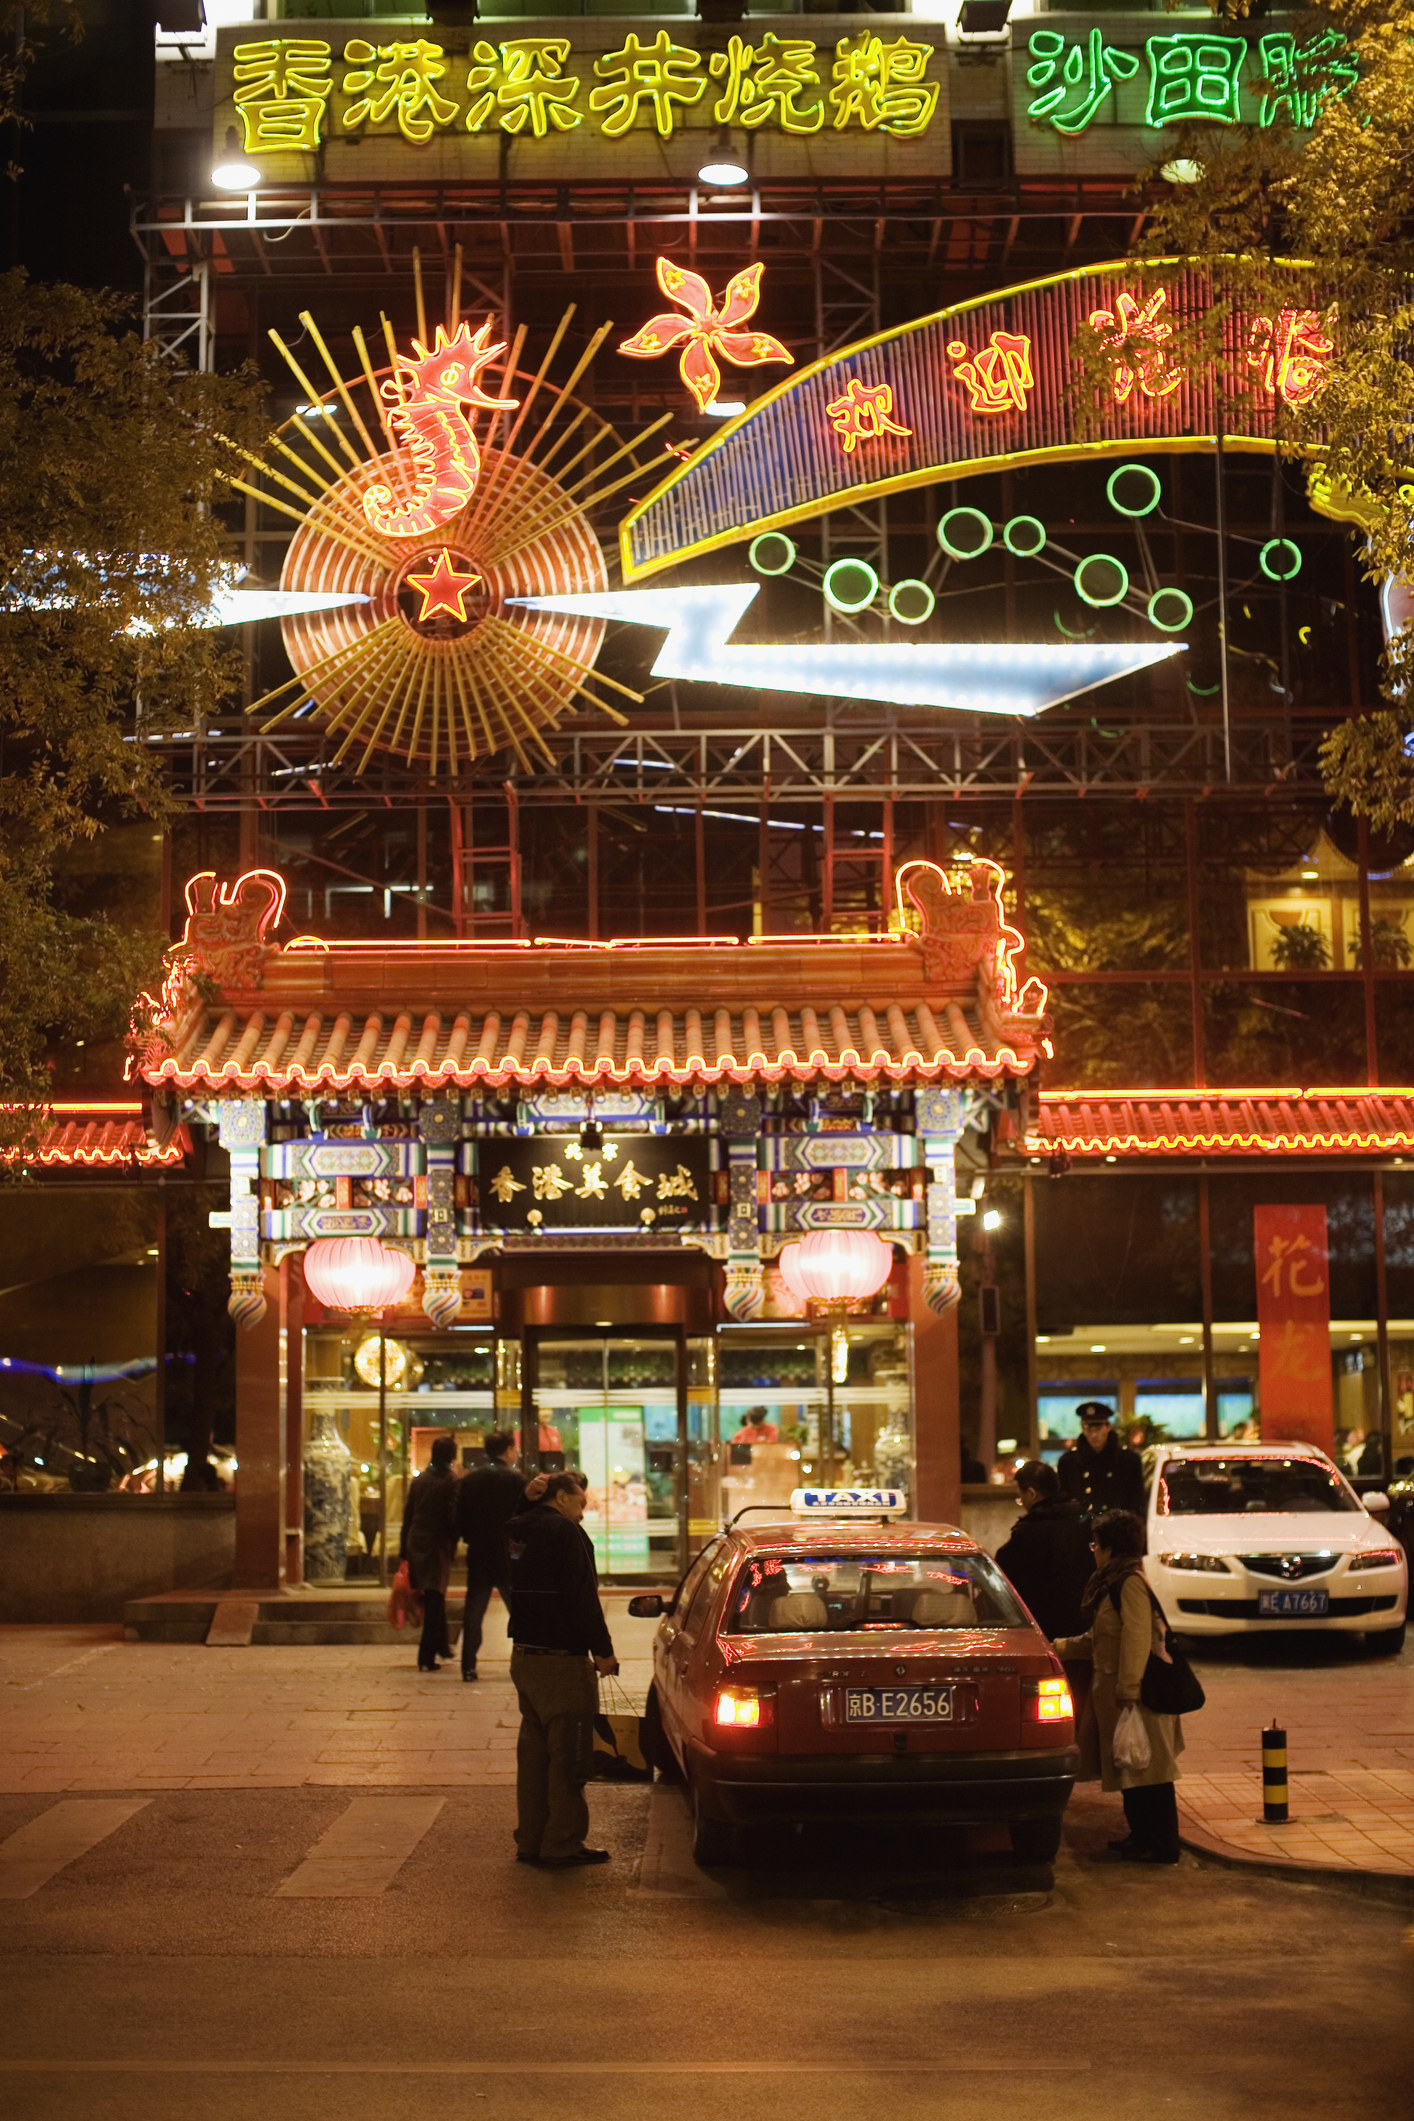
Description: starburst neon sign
xmin=364 ymin=318 xmax=520 ymax=539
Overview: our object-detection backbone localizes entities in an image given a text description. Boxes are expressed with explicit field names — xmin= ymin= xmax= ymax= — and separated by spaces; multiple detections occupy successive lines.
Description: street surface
xmin=1 ymin=1620 xmax=1410 ymax=2119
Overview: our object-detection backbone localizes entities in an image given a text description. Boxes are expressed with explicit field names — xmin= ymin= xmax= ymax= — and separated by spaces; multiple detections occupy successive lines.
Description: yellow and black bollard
xmin=1262 ymin=1721 xmax=1289 ymax=1824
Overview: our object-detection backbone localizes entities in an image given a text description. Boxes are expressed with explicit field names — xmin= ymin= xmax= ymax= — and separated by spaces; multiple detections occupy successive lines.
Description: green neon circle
xmin=1107 ymin=462 xmax=1162 ymax=518
xmin=937 ymin=507 xmax=994 ymax=561
xmin=1259 ymin=538 xmax=1302 ymax=582
xmin=823 ymin=557 xmax=880 ymax=614
xmin=887 ymin=578 xmax=935 ymax=626
xmin=1075 ymin=553 xmax=1130 ymax=608
xmin=1147 ymin=586 xmax=1193 ymax=633
xmin=1003 ymin=515 xmax=1046 ymax=558
xmin=749 ymin=531 xmax=796 ymax=577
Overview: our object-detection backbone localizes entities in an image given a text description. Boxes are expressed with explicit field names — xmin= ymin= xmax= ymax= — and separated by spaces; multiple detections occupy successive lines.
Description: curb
xmin=1179 ymin=1824 xmax=1414 ymax=1907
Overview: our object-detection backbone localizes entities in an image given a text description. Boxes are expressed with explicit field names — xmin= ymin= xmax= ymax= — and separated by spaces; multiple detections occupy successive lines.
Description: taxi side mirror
xmin=627 ymin=1593 xmax=666 ymax=1618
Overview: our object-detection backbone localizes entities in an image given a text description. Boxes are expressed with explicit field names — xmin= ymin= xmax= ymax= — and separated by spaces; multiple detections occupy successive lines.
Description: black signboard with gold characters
xmin=478 ymin=1136 xmax=710 ymax=1233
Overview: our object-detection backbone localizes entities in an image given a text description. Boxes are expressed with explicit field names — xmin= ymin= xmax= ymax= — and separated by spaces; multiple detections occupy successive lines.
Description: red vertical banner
xmin=1253 ymin=1204 xmax=1335 ymax=1454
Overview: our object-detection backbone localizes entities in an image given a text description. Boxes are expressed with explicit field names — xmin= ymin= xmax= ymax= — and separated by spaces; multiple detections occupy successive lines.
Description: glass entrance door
xmin=523 ymin=1328 xmax=689 ymax=1581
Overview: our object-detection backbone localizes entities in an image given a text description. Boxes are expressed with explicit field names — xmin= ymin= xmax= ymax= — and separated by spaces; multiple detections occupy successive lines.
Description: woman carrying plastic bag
xmin=1052 ymin=1508 xmax=1188 ymax=1865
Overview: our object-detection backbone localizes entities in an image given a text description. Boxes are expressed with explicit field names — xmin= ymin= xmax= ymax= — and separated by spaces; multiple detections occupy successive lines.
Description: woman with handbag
xmin=1052 ymin=1507 xmax=1191 ymax=1866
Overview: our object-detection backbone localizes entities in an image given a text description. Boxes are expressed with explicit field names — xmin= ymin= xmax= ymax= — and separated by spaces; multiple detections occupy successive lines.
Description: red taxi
xmin=630 ymin=1490 xmax=1078 ymax=1867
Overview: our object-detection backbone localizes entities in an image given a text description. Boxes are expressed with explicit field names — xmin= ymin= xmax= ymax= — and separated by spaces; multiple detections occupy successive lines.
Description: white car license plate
xmin=1257 ymin=1588 xmax=1330 ymax=1617
xmin=845 ymin=1686 xmax=954 ymax=1723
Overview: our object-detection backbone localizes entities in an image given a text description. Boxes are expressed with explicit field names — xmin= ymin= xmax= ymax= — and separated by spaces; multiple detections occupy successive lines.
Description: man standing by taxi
xmin=506 ymin=1471 xmax=619 ymax=1869
xmin=1058 ymin=1402 xmax=1146 ymax=1522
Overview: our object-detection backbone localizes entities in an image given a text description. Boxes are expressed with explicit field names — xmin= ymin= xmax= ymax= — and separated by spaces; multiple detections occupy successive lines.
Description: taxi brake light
xmin=1028 ymin=1677 xmax=1073 ymax=1723
xmin=714 ymin=1687 xmax=774 ymax=1729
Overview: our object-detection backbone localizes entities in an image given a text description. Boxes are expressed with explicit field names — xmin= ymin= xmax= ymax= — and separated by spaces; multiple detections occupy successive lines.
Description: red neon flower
xmin=618 ymin=257 xmax=793 ymax=413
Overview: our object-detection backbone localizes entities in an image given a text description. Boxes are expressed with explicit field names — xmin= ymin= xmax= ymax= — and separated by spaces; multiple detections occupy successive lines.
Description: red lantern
xmin=302 ymin=1237 xmax=415 ymax=1314
xmin=777 ymin=1230 xmax=895 ymax=1310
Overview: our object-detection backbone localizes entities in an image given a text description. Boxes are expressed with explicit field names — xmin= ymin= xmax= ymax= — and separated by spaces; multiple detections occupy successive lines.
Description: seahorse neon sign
xmin=364 ymin=319 xmax=520 ymax=540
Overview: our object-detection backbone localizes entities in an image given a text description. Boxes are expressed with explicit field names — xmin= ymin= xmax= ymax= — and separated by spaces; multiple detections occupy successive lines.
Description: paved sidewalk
xmin=2 ymin=1619 xmax=1410 ymax=1880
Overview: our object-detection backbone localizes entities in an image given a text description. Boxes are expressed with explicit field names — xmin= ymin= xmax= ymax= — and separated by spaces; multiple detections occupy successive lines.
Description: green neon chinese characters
xmin=1026 ymin=24 xmax=1359 ymax=137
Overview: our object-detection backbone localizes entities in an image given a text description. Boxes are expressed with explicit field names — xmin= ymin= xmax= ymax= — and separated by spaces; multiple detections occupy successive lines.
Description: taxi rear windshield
xmin=724 ymin=1553 xmax=1027 ymax=1633
xmin=1157 ymin=1457 xmax=1361 ymax=1516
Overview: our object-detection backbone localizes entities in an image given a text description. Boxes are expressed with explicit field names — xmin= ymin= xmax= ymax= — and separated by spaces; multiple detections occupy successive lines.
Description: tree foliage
xmin=0 ymin=273 xmax=264 ymax=1147
xmin=1124 ymin=4 xmax=1414 ymax=820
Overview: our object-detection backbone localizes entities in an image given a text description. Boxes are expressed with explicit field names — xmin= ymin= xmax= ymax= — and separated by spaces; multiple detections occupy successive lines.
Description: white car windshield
xmin=1157 ymin=1456 xmax=1361 ymax=1516
xmin=724 ymin=1552 xmax=1027 ymax=1632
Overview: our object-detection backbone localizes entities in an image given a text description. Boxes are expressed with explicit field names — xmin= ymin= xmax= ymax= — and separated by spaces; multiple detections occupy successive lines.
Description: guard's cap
xmin=1075 ymin=1401 xmax=1114 ymax=1426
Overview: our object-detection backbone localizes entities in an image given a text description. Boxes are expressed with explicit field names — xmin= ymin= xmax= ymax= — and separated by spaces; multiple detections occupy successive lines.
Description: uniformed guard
xmin=1057 ymin=1402 xmax=1146 ymax=1522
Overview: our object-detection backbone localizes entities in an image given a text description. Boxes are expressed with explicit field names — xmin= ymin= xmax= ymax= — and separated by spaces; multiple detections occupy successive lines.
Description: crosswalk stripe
xmin=275 ymin=1795 xmax=445 ymax=1898
xmin=0 ymin=1799 xmax=151 ymax=1900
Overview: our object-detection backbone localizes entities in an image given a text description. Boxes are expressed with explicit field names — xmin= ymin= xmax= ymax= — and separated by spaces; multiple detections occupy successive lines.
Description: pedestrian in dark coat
xmin=456 ymin=1428 xmax=532 ymax=1682
xmin=400 ymin=1435 xmax=460 ymax=1672
xmin=506 ymin=1472 xmax=618 ymax=1869
xmin=995 ymin=1459 xmax=1094 ymax=1638
xmin=1058 ymin=1403 xmax=1147 ymax=1521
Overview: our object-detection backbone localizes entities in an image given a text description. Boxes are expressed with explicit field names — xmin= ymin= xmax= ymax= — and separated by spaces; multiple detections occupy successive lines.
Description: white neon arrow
xmin=508 ymin=583 xmax=1182 ymax=719
xmin=206 ymin=585 xmax=370 ymax=627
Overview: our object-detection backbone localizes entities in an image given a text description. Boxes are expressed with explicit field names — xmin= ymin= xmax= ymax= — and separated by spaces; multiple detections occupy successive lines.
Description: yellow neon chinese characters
xmin=232 ymin=39 xmax=332 ymax=153
xmin=946 ymin=330 xmax=1034 ymax=415
xmin=710 ymin=34 xmax=823 ymax=134
xmin=342 ymin=39 xmax=459 ymax=142
xmin=657 ymin=1164 xmax=699 ymax=1201
xmin=590 ymin=33 xmax=705 ymax=139
xmin=532 ymin=1164 xmax=573 ymax=1201
xmin=466 ymin=38 xmax=581 ymax=137
xmin=825 ymin=376 xmax=912 ymax=454
xmin=489 ymin=1165 xmax=525 ymax=1203
xmin=829 ymin=33 xmax=939 ymax=137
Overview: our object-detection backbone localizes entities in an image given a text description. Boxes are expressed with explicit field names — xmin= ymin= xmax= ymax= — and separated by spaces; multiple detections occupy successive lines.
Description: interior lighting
xmin=823 ymin=558 xmax=880 ymax=614
xmin=1147 ymin=587 xmax=1193 ymax=633
xmin=937 ymin=507 xmax=994 ymax=560
xmin=1107 ymin=463 xmax=1162 ymax=517
xmin=1259 ymin=538 xmax=1302 ymax=582
xmin=1004 ymin=515 xmax=1046 ymax=558
xmin=749 ymin=532 xmax=796 ymax=576
xmin=354 ymin=1334 xmax=410 ymax=1389
xmin=211 ymin=126 xmax=260 ymax=191
xmin=1089 ymin=1343 xmax=1108 ymax=1353
xmin=512 ymin=583 xmax=1182 ymax=718
xmin=1301 ymin=868 xmax=1318 ymax=879
xmin=887 ymin=578 xmax=935 ymax=625
xmin=1075 ymin=554 xmax=1130 ymax=607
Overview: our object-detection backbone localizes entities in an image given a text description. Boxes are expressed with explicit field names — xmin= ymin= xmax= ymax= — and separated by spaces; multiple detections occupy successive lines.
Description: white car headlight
xmin=1347 ymin=1549 xmax=1403 ymax=1572
xmin=1156 ymin=1552 xmax=1231 ymax=1574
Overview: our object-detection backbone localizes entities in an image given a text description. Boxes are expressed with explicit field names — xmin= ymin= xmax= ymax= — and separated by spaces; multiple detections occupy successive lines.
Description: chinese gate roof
xmin=1026 ymin=1090 xmax=1414 ymax=1159
xmin=130 ymin=858 xmax=1049 ymax=1096
xmin=6 ymin=1105 xmax=188 ymax=1170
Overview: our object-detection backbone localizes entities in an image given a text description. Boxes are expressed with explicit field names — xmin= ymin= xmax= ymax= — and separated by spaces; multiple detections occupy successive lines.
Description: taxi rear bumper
xmin=688 ymin=1745 xmax=1079 ymax=1828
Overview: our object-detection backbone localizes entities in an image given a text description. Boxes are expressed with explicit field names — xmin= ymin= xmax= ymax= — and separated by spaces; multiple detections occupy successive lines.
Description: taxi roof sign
xmin=789 ymin=1487 xmax=907 ymax=1518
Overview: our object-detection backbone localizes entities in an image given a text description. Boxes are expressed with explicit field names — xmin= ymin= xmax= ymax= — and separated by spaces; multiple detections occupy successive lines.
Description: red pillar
xmin=909 ymin=1252 xmax=960 ymax=1526
xmin=283 ymin=1258 xmax=305 ymax=1588
xmin=234 ymin=1263 xmax=286 ymax=1590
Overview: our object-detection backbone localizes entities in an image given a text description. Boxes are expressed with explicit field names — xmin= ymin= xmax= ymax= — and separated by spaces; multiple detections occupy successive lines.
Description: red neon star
xmin=404 ymin=548 xmax=482 ymax=623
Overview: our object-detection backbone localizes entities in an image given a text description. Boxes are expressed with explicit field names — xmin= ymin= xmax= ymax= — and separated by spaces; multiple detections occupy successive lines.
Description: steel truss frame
xmin=158 ymin=710 xmax=1329 ymax=810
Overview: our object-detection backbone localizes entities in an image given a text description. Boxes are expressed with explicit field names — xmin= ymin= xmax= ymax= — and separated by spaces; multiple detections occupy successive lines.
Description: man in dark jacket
xmin=457 ymin=1429 xmax=530 ymax=1683
xmin=507 ymin=1473 xmax=619 ymax=1869
xmin=995 ymin=1459 xmax=1094 ymax=1638
xmin=1057 ymin=1402 xmax=1147 ymax=1521
xmin=400 ymin=1435 xmax=460 ymax=1672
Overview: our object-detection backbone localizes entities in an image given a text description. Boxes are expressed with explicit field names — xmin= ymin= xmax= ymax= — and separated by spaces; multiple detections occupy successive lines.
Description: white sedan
xmin=1147 ymin=1444 xmax=1408 ymax=1656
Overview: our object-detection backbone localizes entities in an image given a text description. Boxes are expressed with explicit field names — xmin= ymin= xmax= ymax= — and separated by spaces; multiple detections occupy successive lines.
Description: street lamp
xmin=302 ymin=1238 xmax=415 ymax=1585
xmin=212 ymin=127 xmax=261 ymax=192
xmin=778 ymin=1231 xmax=895 ymax=1480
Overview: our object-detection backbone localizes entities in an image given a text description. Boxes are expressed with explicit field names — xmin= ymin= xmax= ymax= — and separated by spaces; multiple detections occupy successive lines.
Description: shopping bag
xmin=589 ymin=1674 xmax=653 ymax=1781
xmin=1112 ymin=1702 xmax=1152 ymax=1773
xmin=387 ymin=1560 xmax=423 ymax=1632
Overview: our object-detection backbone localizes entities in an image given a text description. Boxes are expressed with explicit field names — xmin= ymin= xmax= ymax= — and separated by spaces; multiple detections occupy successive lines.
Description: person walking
xmin=400 ymin=1434 xmax=460 ymax=1673
xmin=506 ymin=1470 xmax=618 ymax=1869
xmin=1058 ymin=1402 xmax=1146 ymax=1520
xmin=1052 ymin=1507 xmax=1185 ymax=1866
xmin=456 ymin=1428 xmax=529 ymax=1683
xmin=995 ymin=1458 xmax=1093 ymax=1638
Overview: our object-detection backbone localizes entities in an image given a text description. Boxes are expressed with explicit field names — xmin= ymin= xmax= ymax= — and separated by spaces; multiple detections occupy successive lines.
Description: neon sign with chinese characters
xmin=479 ymin=1135 xmax=710 ymax=1232
xmin=222 ymin=24 xmax=945 ymax=156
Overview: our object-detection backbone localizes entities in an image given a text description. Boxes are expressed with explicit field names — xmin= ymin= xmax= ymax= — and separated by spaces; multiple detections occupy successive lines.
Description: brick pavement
xmin=2 ymin=1617 xmax=1410 ymax=1880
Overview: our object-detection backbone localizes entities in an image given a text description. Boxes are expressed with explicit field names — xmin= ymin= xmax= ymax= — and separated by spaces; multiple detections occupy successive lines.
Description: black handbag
xmin=1110 ymin=1580 xmax=1206 ymax=1716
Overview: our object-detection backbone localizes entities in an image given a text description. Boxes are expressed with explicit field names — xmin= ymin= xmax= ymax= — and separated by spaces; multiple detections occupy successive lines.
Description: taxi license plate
xmin=845 ymin=1687 xmax=954 ymax=1723
xmin=1257 ymin=1588 xmax=1329 ymax=1617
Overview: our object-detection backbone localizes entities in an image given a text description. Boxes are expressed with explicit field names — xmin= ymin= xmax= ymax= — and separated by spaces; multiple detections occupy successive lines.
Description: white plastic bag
xmin=1112 ymin=1702 xmax=1151 ymax=1772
